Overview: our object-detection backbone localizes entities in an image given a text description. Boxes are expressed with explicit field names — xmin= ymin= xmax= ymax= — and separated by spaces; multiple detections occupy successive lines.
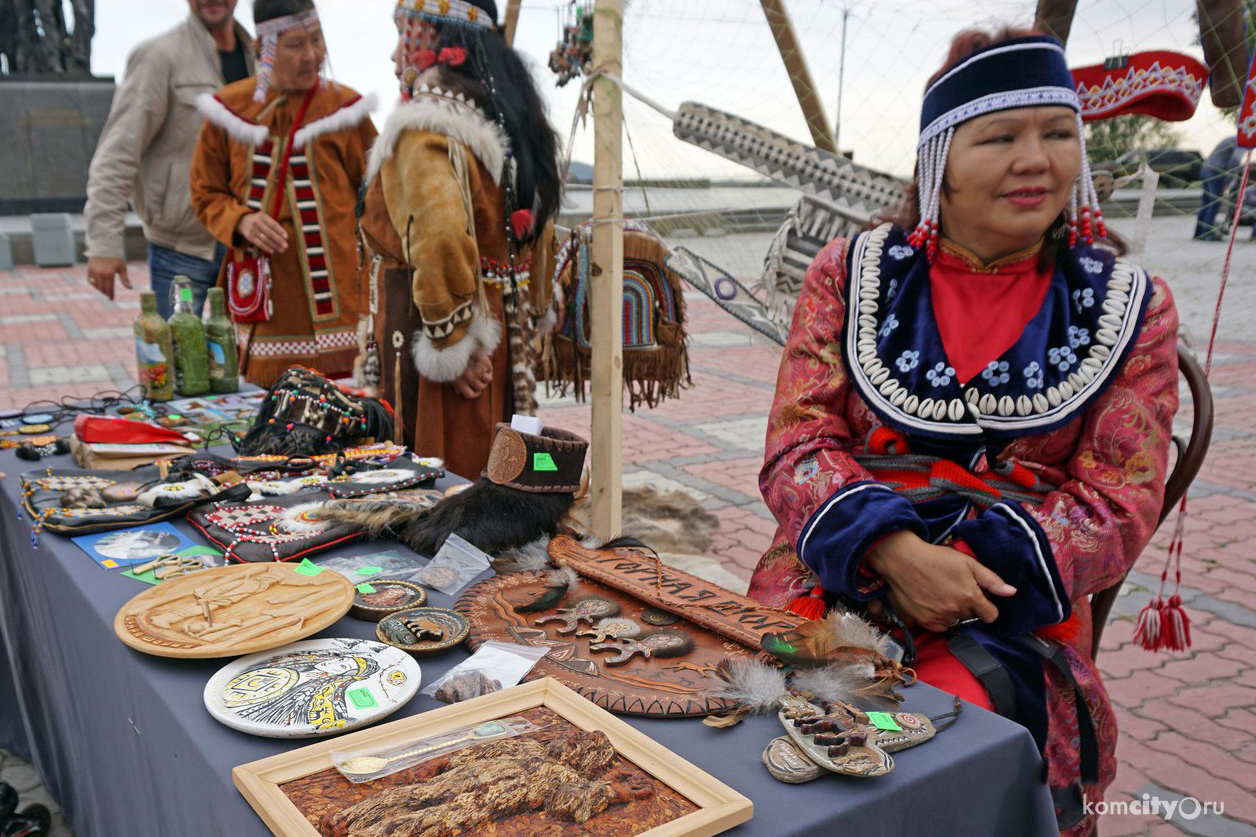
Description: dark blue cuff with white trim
xmin=797 ymin=481 xmax=929 ymax=602
xmin=950 ymin=501 xmax=1071 ymax=634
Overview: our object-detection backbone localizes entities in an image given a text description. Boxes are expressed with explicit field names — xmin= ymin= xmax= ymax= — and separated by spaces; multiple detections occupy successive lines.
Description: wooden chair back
xmin=1089 ymin=343 xmax=1214 ymax=658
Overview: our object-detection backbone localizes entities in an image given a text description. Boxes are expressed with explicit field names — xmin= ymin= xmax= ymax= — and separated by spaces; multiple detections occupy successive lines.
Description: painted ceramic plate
xmin=375 ymin=607 xmax=470 ymax=655
xmin=203 ymin=638 xmax=421 ymax=738
xmin=350 ymin=580 xmax=429 ymax=621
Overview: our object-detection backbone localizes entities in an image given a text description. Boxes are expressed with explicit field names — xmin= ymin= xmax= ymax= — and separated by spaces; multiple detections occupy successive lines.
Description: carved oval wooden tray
xmin=457 ymin=572 xmax=754 ymax=717
xmin=203 ymin=638 xmax=421 ymax=738
xmin=114 ymin=563 xmax=354 ymax=658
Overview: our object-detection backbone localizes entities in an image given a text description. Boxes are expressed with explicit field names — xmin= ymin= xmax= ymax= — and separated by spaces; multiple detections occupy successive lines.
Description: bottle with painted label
xmin=204 ymin=288 xmax=239 ymax=393
xmin=167 ymin=276 xmax=210 ymax=396
xmin=133 ymin=291 xmax=174 ymax=401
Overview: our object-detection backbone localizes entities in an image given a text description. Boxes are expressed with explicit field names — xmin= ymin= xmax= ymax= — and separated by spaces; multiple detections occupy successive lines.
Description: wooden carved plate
xmin=457 ymin=572 xmax=753 ymax=717
xmin=114 ymin=563 xmax=354 ymax=658
xmin=204 ymin=638 xmax=421 ymax=738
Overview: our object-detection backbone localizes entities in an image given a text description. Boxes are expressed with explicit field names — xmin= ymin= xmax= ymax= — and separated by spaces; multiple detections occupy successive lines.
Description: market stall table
xmin=0 ymin=446 xmax=1059 ymax=837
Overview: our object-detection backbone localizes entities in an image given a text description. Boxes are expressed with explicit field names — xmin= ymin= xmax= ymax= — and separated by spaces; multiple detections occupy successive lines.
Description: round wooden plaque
xmin=350 ymin=580 xmax=428 ymax=621
xmin=203 ymin=638 xmax=421 ymax=738
xmin=374 ymin=607 xmax=469 ymax=655
xmin=114 ymin=563 xmax=354 ymax=658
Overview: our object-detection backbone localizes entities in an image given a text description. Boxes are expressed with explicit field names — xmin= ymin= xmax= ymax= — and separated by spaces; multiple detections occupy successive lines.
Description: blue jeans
xmin=1194 ymin=165 xmax=1230 ymax=239
xmin=148 ymin=242 xmax=225 ymax=319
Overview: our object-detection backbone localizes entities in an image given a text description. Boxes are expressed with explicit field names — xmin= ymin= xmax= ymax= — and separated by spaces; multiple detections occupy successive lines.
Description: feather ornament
xmin=514 ymin=565 xmax=579 ymax=613
xmin=493 ymin=536 xmax=555 ymax=573
xmin=708 ymin=658 xmax=789 ymax=713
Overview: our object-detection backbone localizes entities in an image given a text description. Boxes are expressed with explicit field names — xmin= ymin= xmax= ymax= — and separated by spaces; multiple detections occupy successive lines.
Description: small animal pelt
xmin=400 ymin=479 xmax=575 ymax=556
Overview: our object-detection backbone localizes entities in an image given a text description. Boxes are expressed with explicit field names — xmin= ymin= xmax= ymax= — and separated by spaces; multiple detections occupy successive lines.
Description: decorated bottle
xmin=204 ymin=288 xmax=239 ymax=393
xmin=133 ymin=291 xmax=174 ymax=401
xmin=167 ymin=276 xmax=210 ymax=396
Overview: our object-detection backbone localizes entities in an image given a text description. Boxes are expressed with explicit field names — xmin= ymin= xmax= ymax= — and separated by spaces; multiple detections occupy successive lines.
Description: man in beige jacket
xmin=84 ymin=0 xmax=254 ymax=318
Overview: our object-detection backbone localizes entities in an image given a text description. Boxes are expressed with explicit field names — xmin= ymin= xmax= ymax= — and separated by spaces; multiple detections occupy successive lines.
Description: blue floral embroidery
xmin=1072 ymin=288 xmax=1095 ymax=313
xmin=981 ymin=360 xmax=1010 ymax=386
xmin=1068 ymin=325 xmax=1090 ymax=349
xmin=1079 ymin=256 xmax=1104 ymax=275
xmin=925 ymin=362 xmax=955 ymax=387
xmin=896 ymin=350 xmax=920 ymax=372
xmin=886 ymin=278 xmax=900 ymax=300
xmin=794 ymin=456 xmax=820 ymax=484
xmin=888 ymin=244 xmax=914 ymax=260
xmin=1023 ymin=361 xmax=1044 ymax=389
xmin=879 ymin=314 xmax=899 ymax=338
xmin=1048 ymin=345 xmax=1077 ymax=372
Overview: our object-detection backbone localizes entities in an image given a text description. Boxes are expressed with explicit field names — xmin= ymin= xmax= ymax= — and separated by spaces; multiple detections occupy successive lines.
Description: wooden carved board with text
xmin=456 ymin=538 xmax=805 ymax=717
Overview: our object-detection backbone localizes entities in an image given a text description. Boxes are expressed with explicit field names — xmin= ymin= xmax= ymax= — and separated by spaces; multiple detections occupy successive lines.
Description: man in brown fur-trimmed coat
xmin=357 ymin=0 xmax=561 ymax=479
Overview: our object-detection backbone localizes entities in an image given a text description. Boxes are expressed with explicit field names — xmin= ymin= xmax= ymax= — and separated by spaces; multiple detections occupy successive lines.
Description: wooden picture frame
xmin=233 ymin=677 xmax=754 ymax=837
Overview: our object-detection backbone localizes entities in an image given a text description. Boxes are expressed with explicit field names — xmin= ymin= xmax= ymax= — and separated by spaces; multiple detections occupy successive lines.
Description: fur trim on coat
xmin=366 ymin=90 xmax=507 ymax=186
xmin=197 ymin=93 xmax=268 ymax=145
xmin=293 ymin=92 xmax=378 ymax=148
xmin=411 ymin=311 xmax=503 ymax=382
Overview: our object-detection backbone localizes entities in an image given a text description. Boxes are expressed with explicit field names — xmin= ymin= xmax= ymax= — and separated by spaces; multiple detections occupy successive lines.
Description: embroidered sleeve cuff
xmin=797 ymin=481 xmax=928 ymax=602
xmin=411 ymin=311 xmax=501 ymax=382
xmin=950 ymin=501 xmax=1071 ymax=634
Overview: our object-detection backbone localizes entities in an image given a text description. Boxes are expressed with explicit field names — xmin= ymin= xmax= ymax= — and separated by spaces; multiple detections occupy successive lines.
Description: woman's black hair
xmin=255 ymin=0 xmax=316 ymax=26
xmin=428 ymin=6 xmax=563 ymax=236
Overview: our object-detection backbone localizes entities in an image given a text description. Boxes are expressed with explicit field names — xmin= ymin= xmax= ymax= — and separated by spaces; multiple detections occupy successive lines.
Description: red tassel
xmin=1158 ymin=594 xmax=1191 ymax=651
xmin=511 ymin=208 xmax=534 ymax=239
xmin=787 ymin=585 xmax=827 ymax=620
xmin=1133 ymin=596 xmax=1164 ymax=650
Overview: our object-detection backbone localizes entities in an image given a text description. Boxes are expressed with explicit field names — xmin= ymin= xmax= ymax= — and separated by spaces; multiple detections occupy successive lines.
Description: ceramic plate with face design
xmin=203 ymin=638 xmax=420 ymax=738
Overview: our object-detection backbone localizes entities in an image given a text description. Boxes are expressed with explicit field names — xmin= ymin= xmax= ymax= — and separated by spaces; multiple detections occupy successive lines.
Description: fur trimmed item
xmin=293 ymin=92 xmax=378 ymax=148
xmin=411 ymin=312 xmax=502 ymax=382
xmin=366 ymin=79 xmax=507 ymax=186
xmin=197 ymin=93 xmax=268 ymax=145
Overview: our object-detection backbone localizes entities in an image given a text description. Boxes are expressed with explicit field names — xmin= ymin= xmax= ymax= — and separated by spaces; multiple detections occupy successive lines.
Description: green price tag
xmin=356 ymin=583 xmax=377 ymax=594
xmin=180 ymin=287 xmax=193 ymax=301
xmin=533 ymin=452 xmax=558 ymax=472
xmin=867 ymin=712 xmax=902 ymax=732
xmin=354 ymin=566 xmax=383 ymax=576
xmin=346 ymin=687 xmax=377 ymax=709
xmin=294 ymin=558 xmax=323 ymax=577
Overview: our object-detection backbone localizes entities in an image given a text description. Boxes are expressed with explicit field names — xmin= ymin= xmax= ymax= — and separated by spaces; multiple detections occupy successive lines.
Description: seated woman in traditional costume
xmin=356 ymin=0 xmax=561 ymax=477
xmin=748 ymin=29 xmax=1179 ymax=836
xmin=190 ymin=0 xmax=377 ymax=386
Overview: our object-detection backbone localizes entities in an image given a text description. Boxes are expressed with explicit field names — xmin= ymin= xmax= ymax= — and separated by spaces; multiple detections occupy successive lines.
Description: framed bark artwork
xmin=233 ymin=678 xmax=753 ymax=837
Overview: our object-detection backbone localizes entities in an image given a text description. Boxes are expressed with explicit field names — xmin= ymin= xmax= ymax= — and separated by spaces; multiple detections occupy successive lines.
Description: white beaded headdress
xmin=909 ymin=35 xmax=1105 ymax=260
xmin=253 ymin=8 xmax=322 ymax=103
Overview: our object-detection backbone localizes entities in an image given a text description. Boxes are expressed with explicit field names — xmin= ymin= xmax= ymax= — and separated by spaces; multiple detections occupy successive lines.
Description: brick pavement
xmin=2 ymin=215 xmax=1256 ymax=835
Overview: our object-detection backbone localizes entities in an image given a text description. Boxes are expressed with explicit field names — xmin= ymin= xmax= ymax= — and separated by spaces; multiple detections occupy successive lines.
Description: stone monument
xmin=0 ymin=0 xmax=115 ymax=214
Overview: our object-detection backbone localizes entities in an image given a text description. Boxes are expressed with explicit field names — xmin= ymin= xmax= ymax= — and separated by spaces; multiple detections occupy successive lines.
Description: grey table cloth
xmin=0 ymin=446 xmax=1058 ymax=837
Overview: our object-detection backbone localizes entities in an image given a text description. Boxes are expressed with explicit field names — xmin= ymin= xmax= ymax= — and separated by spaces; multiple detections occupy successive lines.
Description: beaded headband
xmin=394 ymin=0 xmax=496 ymax=29
xmin=253 ymin=9 xmax=322 ymax=103
xmin=909 ymin=35 xmax=1105 ymax=260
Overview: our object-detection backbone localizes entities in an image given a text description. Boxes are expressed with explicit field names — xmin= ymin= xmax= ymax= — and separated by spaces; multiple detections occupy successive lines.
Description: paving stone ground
xmin=2 ymin=215 xmax=1255 ymax=835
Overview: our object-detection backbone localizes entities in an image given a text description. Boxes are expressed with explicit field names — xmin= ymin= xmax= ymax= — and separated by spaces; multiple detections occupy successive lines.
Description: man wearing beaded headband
xmin=356 ymin=0 xmax=561 ymax=477
xmin=748 ymin=29 xmax=1179 ymax=836
xmin=190 ymin=0 xmax=378 ymax=386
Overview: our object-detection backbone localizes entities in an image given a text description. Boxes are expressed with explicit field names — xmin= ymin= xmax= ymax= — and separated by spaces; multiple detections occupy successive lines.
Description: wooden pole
xmin=503 ymin=0 xmax=522 ymax=46
xmin=759 ymin=0 xmax=838 ymax=153
xmin=589 ymin=0 xmax=624 ymax=538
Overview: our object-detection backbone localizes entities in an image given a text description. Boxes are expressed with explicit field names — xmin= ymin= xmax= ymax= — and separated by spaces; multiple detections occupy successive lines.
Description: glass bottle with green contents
xmin=133 ymin=291 xmax=174 ymax=401
xmin=168 ymin=276 xmax=210 ymax=396
xmin=204 ymin=288 xmax=239 ymax=393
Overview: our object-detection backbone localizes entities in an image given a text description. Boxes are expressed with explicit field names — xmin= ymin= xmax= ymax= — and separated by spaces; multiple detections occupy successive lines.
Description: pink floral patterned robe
xmin=748 ymin=225 xmax=1179 ymax=836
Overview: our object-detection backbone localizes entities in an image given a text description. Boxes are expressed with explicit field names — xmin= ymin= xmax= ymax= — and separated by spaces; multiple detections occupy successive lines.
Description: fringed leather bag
xmin=541 ymin=221 xmax=691 ymax=410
